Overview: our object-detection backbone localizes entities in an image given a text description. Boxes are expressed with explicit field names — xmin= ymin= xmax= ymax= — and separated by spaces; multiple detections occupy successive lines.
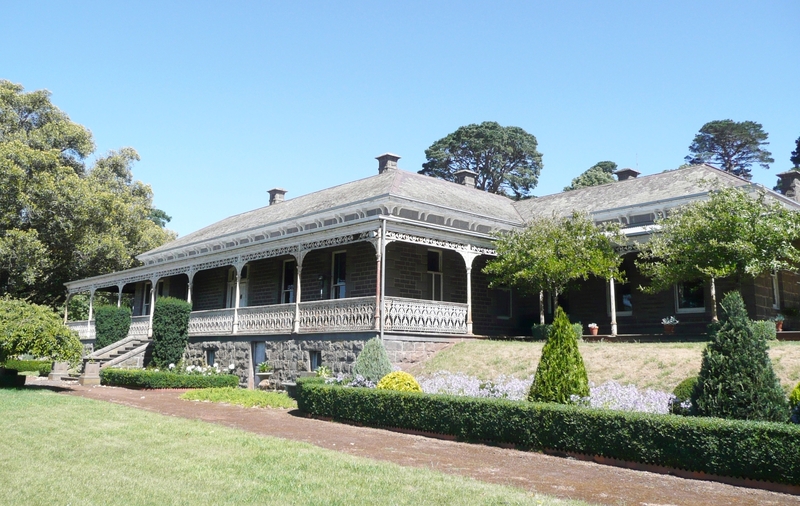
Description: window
xmin=206 ymin=349 xmax=215 ymax=367
xmin=675 ymin=280 xmax=705 ymax=313
xmin=142 ymin=282 xmax=152 ymax=316
xmin=226 ymin=266 xmax=249 ymax=308
xmin=608 ymin=280 xmax=632 ymax=316
xmin=772 ymin=270 xmax=780 ymax=309
xmin=427 ymin=250 xmax=442 ymax=301
xmin=492 ymin=288 xmax=512 ymax=319
xmin=331 ymin=251 xmax=346 ymax=299
xmin=309 ymin=350 xmax=322 ymax=371
xmin=282 ymin=259 xmax=296 ymax=303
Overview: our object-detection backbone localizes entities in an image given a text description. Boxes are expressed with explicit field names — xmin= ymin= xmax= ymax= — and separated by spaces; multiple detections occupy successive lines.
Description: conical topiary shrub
xmin=151 ymin=297 xmax=192 ymax=368
xmin=352 ymin=337 xmax=393 ymax=383
xmin=691 ymin=291 xmax=788 ymax=422
xmin=94 ymin=305 xmax=132 ymax=349
xmin=529 ymin=306 xmax=589 ymax=403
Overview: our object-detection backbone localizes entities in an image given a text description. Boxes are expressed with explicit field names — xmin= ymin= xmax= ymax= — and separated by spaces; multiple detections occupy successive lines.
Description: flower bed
xmin=296 ymin=378 xmax=800 ymax=486
xmin=101 ymin=368 xmax=239 ymax=389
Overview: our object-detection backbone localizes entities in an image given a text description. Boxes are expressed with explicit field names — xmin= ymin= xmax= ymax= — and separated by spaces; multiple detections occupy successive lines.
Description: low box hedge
xmin=296 ymin=380 xmax=800 ymax=486
xmin=3 ymin=359 xmax=52 ymax=376
xmin=101 ymin=368 xmax=239 ymax=389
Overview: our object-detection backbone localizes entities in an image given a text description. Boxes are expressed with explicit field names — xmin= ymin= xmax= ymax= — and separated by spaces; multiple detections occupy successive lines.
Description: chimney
xmin=268 ymin=188 xmax=287 ymax=205
xmin=454 ymin=169 xmax=478 ymax=188
xmin=776 ymin=171 xmax=800 ymax=202
xmin=376 ymin=153 xmax=400 ymax=174
xmin=614 ymin=168 xmax=640 ymax=181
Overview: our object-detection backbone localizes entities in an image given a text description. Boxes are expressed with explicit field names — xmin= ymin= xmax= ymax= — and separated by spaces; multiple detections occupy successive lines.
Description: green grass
xmin=408 ymin=340 xmax=800 ymax=392
xmin=181 ymin=387 xmax=297 ymax=409
xmin=0 ymin=389 xmax=586 ymax=505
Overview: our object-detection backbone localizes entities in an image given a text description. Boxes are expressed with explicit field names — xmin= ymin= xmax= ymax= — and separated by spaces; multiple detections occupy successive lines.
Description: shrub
xmin=100 ymin=368 xmax=238 ymax=389
xmin=531 ymin=322 xmax=583 ymax=340
xmin=750 ymin=319 xmax=777 ymax=341
xmin=2 ymin=359 xmax=52 ymax=376
xmin=94 ymin=305 xmax=132 ymax=349
xmin=376 ymin=371 xmax=422 ymax=392
xmin=791 ymin=382 xmax=800 ymax=424
xmin=692 ymin=292 xmax=788 ymax=422
xmin=0 ymin=297 xmax=83 ymax=366
xmin=670 ymin=376 xmax=697 ymax=415
xmin=151 ymin=297 xmax=192 ymax=368
xmin=528 ymin=307 xmax=588 ymax=403
xmin=352 ymin=337 xmax=392 ymax=383
xmin=296 ymin=381 xmax=800 ymax=486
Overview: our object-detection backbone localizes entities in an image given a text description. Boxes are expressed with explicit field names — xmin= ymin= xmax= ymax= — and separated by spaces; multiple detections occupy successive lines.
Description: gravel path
xmin=33 ymin=378 xmax=800 ymax=506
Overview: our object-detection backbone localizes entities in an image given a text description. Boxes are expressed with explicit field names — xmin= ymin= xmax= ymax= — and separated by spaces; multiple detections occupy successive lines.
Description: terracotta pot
xmin=776 ymin=321 xmax=783 ymax=332
xmin=663 ymin=324 xmax=675 ymax=335
xmin=589 ymin=327 xmax=599 ymax=336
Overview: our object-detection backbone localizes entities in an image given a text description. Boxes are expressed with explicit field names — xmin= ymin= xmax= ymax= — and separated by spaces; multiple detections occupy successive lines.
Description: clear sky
xmin=4 ymin=1 xmax=798 ymax=237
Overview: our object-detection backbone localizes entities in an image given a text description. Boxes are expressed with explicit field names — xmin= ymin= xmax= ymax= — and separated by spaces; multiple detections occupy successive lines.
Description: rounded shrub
xmin=670 ymin=376 xmax=697 ymax=415
xmin=692 ymin=291 xmax=788 ymax=422
xmin=352 ymin=337 xmax=392 ymax=383
xmin=94 ymin=305 xmax=132 ymax=349
xmin=376 ymin=371 xmax=422 ymax=392
xmin=790 ymin=382 xmax=800 ymax=424
xmin=151 ymin=297 xmax=192 ymax=368
xmin=528 ymin=306 xmax=589 ymax=404
xmin=0 ymin=297 xmax=83 ymax=366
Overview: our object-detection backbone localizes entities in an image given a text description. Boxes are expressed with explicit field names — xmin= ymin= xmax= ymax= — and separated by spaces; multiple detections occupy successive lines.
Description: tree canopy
xmin=636 ymin=188 xmax=800 ymax=321
xmin=419 ymin=122 xmax=543 ymax=199
xmin=791 ymin=136 xmax=800 ymax=169
xmin=563 ymin=161 xmax=617 ymax=191
xmin=685 ymin=119 xmax=774 ymax=179
xmin=484 ymin=212 xmax=624 ymax=303
xmin=0 ymin=80 xmax=175 ymax=307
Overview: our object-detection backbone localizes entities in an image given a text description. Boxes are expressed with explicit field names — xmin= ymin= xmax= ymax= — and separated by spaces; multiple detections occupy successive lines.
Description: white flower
xmin=169 ymin=363 xmax=175 ymax=370
xmin=228 ymin=363 xmax=235 ymax=370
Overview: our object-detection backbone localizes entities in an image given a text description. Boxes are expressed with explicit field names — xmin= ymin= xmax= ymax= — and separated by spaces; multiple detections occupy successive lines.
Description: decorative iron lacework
xmin=383 ymin=297 xmax=468 ymax=334
xmin=128 ymin=316 xmax=150 ymax=338
xmin=299 ymin=297 xmax=376 ymax=333
xmin=614 ymin=244 xmax=639 ymax=253
xmin=67 ymin=320 xmax=96 ymax=340
xmin=187 ymin=309 xmax=235 ymax=335
xmin=384 ymin=231 xmax=495 ymax=256
xmin=237 ymin=304 xmax=295 ymax=334
xmin=301 ymin=234 xmax=359 ymax=251
xmin=241 ymin=245 xmax=299 ymax=263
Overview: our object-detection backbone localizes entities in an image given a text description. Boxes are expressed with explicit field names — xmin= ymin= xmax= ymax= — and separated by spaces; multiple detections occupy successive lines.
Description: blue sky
xmin=4 ymin=1 xmax=798 ymax=237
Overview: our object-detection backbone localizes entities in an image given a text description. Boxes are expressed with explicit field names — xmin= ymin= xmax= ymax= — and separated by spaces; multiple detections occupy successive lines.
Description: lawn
xmin=408 ymin=340 xmax=800 ymax=393
xmin=0 ymin=388 xmax=586 ymax=505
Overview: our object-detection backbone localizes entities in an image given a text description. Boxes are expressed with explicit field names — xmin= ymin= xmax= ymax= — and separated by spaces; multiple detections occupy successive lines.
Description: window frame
xmin=771 ymin=270 xmax=781 ymax=310
xmin=281 ymin=259 xmax=296 ymax=304
xmin=331 ymin=250 xmax=346 ymax=299
xmin=607 ymin=279 xmax=633 ymax=317
xmin=427 ymin=249 xmax=443 ymax=301
xmin=675 ymin=280 xmax=706 ymax=314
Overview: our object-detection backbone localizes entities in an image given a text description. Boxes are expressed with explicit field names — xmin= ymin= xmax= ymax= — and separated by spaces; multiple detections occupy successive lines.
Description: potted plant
xmin=587 ymin=323 xmax=599 ymax=336
xmin=661 ymin=316 xmax=679 ymax=335
xmin=772 ymin=314 xmax=785 ymax=332
xmin=256 ymin=362 xmax=273 ymax=381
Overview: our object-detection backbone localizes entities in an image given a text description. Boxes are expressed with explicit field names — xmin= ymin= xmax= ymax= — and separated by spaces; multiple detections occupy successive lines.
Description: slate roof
xmin=143 ymin=168 xmax=521 ymax=257
xmin=512 ymin=164 xmax=755 ymax=221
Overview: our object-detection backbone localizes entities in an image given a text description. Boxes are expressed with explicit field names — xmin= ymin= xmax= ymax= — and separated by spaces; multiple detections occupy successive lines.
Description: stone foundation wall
xmin=383 ymin=337 xmax=455 ymax=370
xmin=184 ymin=340 xmax=252 ymax=387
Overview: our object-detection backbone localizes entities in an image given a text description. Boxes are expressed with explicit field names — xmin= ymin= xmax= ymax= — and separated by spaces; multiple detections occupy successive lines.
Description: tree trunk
xmin=539 ymin=291 xmax=545 ymax=325
xmin=710 ymin=276 xmax=718 ymax=322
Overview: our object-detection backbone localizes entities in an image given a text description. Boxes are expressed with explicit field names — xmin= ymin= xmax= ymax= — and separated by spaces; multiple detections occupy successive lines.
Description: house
xmin=64 ymin=154 xmax=800 ymax=386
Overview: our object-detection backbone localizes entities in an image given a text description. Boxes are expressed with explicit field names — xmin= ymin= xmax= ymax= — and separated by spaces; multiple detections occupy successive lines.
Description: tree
xmin=685 ymin=119 xmax=774 ymax=179
xmin=419 ymin=122 xmax=543 ymax=199
xmin=484 ymin=211 xmax=624 ymax=324
xmin=0 ymin=297 xmax=83 ymax=365
xmin=528 ymin=307 xmax=589 ymax=404
xmin=563 ymin=161 xmax=617 ymax=191
xmin=352 ymin=337 xmax=393 ymax=383
xmin=0 ymin=81 xmax=175 ymax=307
xmin=691 ymin=292 xmax=787 ymax=422
xmin=791 ymin=136 xmax=800 ymax=169
xmin=636 ymin=188 xmax=800 ymax=321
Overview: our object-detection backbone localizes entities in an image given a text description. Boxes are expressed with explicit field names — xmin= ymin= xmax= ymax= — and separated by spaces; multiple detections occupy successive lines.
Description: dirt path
xmin=35 ymin=378 xmax=799 ymax=506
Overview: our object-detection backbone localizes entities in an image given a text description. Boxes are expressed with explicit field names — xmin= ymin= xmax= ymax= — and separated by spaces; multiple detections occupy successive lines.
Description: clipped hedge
xmin=151 ymin=297 xmax=192 ymax=368
xmin=2 ymin=359 xmax=51 ymax=376
xmin=94 ymin=305 xmax=132 ymax=349
xmin=296 ymin=380 xmax=800 ymax=486
xmin=101 ymin=368 xmax=239 ymax=389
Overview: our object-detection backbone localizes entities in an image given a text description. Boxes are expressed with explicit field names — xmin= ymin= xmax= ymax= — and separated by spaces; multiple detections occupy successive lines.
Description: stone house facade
xmin=64 ymin=155 xmax=800 ymax=386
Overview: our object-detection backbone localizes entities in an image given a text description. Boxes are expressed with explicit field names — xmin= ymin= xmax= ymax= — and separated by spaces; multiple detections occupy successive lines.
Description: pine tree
xmin=692 ymin=291 xmax=788 ymax=421
xmin=529 ymin=307 xmax=589 ymax=403
xmin=352 ymin=337 xmax=393 ymax=383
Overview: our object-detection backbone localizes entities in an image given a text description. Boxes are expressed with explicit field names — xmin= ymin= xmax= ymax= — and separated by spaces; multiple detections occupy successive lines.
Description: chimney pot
xmin=776 ymin=171 xmax=800 ymax=202
xmin=268 ymin=188 xmax=287 ymax=205
xmin=614 ymin=168 xmax=640 ymax=181
xmin=376 ymin=153 xmax=401 ymax=174
xmin=454 ymin=169 xmax=478 ymax=188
